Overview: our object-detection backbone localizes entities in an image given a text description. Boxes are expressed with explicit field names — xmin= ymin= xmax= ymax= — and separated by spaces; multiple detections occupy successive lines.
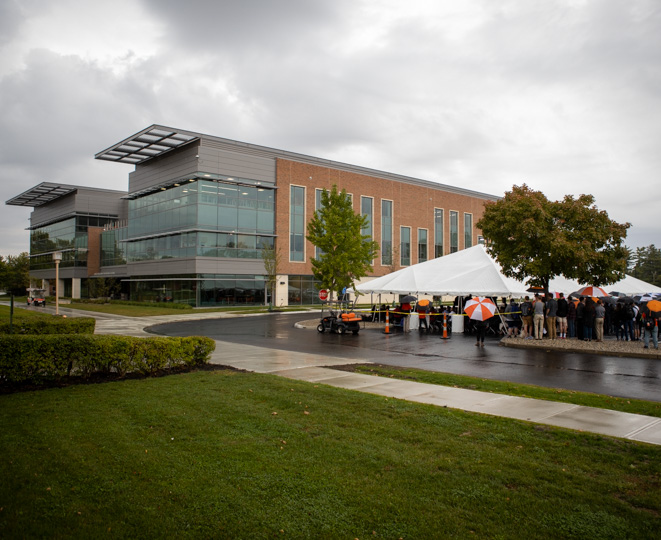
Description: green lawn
xmin=0 ymin=303 xmax=318 ymax=319
xmin=1 ymin=369 xmax=659 ymax=538
xmin=340 ymin=364 xmax=661 ymax=419
xmin=0 ymin=304 xmax=53 ymax=321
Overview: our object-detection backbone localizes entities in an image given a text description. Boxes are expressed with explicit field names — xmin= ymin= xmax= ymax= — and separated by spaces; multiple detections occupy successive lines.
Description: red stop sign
xmin=319 ymin=289 xmax=328 ymax=301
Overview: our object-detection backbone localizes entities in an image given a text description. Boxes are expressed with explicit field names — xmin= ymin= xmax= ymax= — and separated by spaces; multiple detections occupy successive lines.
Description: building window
xmin=315 ymin=189 xmax=326 ymax=260
xmin=418 ymin=228 xmax=428 ymax=263
xmin=400 ymin=226 xmax=411 ymax=266
xmin=361 ymin=196 xmax=373 ymax=239
xmin=478 ymin=235 xmax=485 ymax=245
xmin=464 ymin=213 xmax=473 ymax=248
xmin=290 ymin=185 xmax=305 ymax=262
xmin=450 ymin=211 xmax=458 ymax=253
xmin=381 ymin=200 xmax=393 ymax=265
xmin=434 ymin=208 xmax=444 ymax=258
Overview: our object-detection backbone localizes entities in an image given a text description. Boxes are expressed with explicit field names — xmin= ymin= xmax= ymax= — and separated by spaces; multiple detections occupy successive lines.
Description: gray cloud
xmin=1 ymin=0 xmax=660 ymax=256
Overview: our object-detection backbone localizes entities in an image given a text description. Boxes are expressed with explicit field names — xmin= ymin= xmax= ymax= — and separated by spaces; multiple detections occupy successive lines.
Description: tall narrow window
xmin=381 ymin=200 xmax=393 ymax=265
xmin=418 ymin=229 xmax=428 ymax=263
xmin=361 ymin=196 xmax=373 ymax=239
xmin=450 ymin=211 xmax=459 ymax=253
xmin=315 ymin=189 xmax=326 ymax=260
xmin=434 ymin=208 xmax=444 ymax=257
xmin=464 ymin=213 xmax=473 ymax=248
xmin=400 ymin=226 xmax=411 ymax=266
xmin=290 ymin=185 xmax=305 ymax=262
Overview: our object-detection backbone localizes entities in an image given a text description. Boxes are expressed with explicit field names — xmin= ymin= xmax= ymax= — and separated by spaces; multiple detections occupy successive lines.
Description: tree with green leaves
xmin=307 ymin=185 xmax=379 ymax=304
xmin=88 ymin=277 xmax=121 ymax=300
xmin=629 ymin=245 xmax=661 ymax=287
xmin=476 ymin=184 xmax=630 ymax=293
xmin=261 ymin=245 xmax=282 ymax=310
xmin=0 ymin=253 xmax=30 ymax=295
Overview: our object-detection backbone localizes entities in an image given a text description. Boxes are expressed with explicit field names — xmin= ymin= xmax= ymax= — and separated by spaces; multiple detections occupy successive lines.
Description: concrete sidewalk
xmin=83 ymin=309 xmax=661 ymax=446
xmin=203 ymin=339 xmax=661 ymax=446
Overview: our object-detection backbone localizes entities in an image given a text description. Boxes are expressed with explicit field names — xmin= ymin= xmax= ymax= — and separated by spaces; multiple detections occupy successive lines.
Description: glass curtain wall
xmin=287 ymin=275 xmax=323 ymax=306
xmin=128 ymin=275 xmax=268 ymax=306
xmin=30 ymin=215 xmax=114 ymax=270
xmin=101 ymin=226 xmax=128 ymax=266
xmin=125 ymin=180 xmax=275 ymax=262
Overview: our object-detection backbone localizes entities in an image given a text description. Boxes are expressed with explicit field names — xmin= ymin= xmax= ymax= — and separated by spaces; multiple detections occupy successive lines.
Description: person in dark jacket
xmin=567 ymin=298 xmax=577 ymax=339
xmin=556 ymin=292 xmax=568 ymax=339
xmin=576 ymin=297 xmax=585 ymax=340
xmin=583 ymin=298 xmax=596 ymax=341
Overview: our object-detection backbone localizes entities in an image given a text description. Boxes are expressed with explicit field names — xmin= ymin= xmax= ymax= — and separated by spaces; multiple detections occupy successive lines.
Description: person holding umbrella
xmin=464 ymin=296 xmax=497 ymax=347
xmin=399 ymin=295 xmax=416 ymax=333
xmin=642 ymin=299 xmax=660 ymax=350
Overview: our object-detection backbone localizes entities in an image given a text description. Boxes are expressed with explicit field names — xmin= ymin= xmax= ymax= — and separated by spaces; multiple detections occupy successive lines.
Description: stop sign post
xmin=319 ymin=289 xmax=328 ymax=301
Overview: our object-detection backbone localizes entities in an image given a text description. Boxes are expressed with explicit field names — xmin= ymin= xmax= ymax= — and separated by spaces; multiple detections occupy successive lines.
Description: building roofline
xmin=97 ymin=125 xmax=500 ymax=201
xmin=5 ymin=182 xmax=126 ymax=208
xmin=95 ymin=125 xmax=200 ymax=165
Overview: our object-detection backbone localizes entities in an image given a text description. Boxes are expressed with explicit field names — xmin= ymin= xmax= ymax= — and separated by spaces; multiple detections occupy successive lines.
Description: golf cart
xmin=27 ymin=288 xmax=47 ymax=306
xmin=317 ymin=298 xmax=362 ymax=335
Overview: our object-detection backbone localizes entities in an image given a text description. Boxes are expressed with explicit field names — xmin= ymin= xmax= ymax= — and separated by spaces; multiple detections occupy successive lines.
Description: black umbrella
xmin=616 ymin=296 xmax=634 ymax=304
xmin=400 ymin=295 xmax=417 ymax=303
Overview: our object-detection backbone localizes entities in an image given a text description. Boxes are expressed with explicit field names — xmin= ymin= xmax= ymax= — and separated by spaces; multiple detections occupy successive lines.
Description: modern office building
xmin=7 ymin=125 xmax=499 ymax=307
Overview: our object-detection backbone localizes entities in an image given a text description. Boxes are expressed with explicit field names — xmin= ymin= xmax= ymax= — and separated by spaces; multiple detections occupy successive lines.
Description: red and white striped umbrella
xmin=464 ymin=296 xmax=497 ymax=321
xmin=576 ymin=286 xmax=609 ymax=297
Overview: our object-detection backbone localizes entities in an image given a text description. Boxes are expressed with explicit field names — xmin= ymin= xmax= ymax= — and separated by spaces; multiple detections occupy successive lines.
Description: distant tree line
xmin=628 ymin=245 xmax=661 ymax=287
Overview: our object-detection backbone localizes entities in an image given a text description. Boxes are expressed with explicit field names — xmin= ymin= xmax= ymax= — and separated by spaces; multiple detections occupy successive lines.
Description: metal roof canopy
xmin=5 ymin=182 xmax=78 ymax=207
xmin=95 ymin=125 xmax=199 ymax=165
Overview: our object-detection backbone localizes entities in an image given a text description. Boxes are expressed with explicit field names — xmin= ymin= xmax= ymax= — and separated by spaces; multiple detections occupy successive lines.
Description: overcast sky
xmin=1 ymin=0 xmax=659 ymax=257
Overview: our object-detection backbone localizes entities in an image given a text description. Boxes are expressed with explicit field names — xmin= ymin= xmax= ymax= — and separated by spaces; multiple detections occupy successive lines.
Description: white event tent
xmin=354 ymin=245 xmax=661 ymax=297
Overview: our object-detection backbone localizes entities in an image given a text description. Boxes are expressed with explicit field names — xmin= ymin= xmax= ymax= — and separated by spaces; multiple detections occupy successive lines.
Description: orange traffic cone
xmin=441 ymin=313 xmax=449 ymax=339
xmin=383 ymin=309 xmax=390 ymax=334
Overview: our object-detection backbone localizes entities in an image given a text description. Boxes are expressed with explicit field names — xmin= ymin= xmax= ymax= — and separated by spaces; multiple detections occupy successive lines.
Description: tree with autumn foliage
xmin=476 ymin=185 xmax=630 ymax=293
xmin=306 ymin=185 xmax=379 ymax=304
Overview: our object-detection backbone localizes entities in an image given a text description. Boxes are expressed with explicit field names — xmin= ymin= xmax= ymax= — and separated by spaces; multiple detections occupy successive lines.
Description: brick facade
xmin=276 ymin=158 xmax=493 ymax=278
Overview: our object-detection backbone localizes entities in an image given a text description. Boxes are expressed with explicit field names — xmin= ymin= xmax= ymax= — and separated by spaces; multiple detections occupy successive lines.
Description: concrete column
xmin=275 ymin=275 xmax=288 ymax=307
xmin=71 ymin=278 xmax=81 ymax=299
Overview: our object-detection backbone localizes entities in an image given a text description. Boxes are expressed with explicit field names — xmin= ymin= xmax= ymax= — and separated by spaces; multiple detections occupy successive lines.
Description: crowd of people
xmin=500 ymin=293 xmax=659 ymax=349
xmin=364 ymin=293 xmax=659 ymax=350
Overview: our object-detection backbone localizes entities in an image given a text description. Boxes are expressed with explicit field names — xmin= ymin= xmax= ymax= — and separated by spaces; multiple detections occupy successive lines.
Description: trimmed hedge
xmin=0 ymin=335 xmax=216 ymax=384
xmin=0 ymin=317 xmax=96 ymax=335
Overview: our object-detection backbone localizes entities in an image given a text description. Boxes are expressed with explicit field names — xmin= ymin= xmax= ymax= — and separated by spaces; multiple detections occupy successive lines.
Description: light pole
xmin=53 ymin=252 xmax=62 ymax=316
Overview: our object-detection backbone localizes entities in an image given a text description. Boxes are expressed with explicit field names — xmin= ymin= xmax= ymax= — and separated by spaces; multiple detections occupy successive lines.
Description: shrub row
xmin=0 ymin=335 xmax=216 ymax=384
xmin=0 ymin=317 xmax=96 ymax=335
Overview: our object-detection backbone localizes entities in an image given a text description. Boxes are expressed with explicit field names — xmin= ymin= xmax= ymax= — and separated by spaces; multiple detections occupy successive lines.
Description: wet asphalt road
xmin=150 ymin=312 xmax=661 ymax=402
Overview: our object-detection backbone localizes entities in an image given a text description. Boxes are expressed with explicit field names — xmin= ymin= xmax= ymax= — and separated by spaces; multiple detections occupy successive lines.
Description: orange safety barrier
xmin=441 ymin=313 xmax=449 ymax=339
xmin=384 ymin=310 xmax=390 ymax=334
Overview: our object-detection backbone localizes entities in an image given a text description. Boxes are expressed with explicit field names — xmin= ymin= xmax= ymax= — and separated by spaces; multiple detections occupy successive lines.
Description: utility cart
xmin=317 ymin=298 xmax=362 ymax=335
xmin=26 ymin=288 xmax=47 ymax=306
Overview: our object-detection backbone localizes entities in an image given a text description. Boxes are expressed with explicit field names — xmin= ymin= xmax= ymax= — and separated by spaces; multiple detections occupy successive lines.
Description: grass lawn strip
xmin=336 ymin=364 xmax=661 ymax=419
xmin=1 ymin=370 xmax=659 ymax=538
xmin=0 ymin=303 xmax=317 ymax=319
